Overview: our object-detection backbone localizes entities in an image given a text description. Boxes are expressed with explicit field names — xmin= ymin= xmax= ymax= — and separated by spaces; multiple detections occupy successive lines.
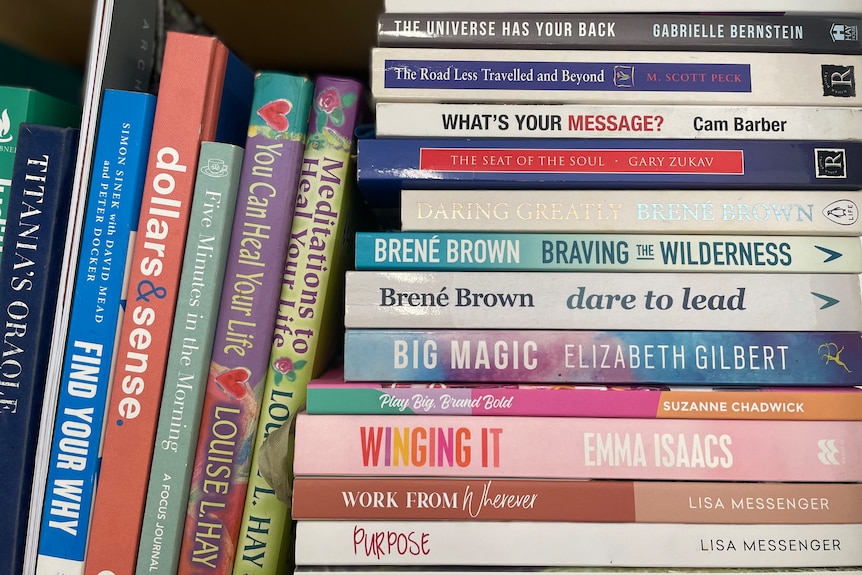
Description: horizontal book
xmin=293 ymin=412 xmax=862 ymax=481
xmin=292 ymin=477 xmax=862 ymax=523
xmin=356 ymin=138 xmax=862 ymax=210
xmin=306 ymin=368 xmax=862 ymax=420
xmin=294 ymin=520 xmax=862 ymax=568
xmin=297 ymin=569 xmax=862 ymax=575
xmin=382 ymin=0 xmax=862 ymax=14
xmin=343 ymin=329 xmax=862 ymax=386
xmin=343 ymin=271 xmax=862 ymax=331
xmin=375 ymin=103 xmax=862 ymax=140
xmin=378 ymin=14 xmax=862 ymax=54
xmin=399 ymin=189 xmax=862 ymax=235
xmin=355 ymin=232 xmax=862 ymax=273
xmin=371 ymin=48 xmax=862 ymax=106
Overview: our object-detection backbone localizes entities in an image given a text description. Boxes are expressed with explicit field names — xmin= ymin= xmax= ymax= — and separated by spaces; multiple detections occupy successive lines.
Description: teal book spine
xmin=136 ymin=141 xmax=244 ymax=575
xmin=355 ymin=231 xmax=862 ymax=273
xmin=35 ymin=89 xmax=155 ymax=575
xmin=0 ymin=123 xmax=79 ymax=575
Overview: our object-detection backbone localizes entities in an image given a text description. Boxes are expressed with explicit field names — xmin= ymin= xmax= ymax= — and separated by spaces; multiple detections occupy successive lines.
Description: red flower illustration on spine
xmin=272 ymin=355 xmax=307 ymax=385
xmin=311 ymin=85 xmax=358 ymax=143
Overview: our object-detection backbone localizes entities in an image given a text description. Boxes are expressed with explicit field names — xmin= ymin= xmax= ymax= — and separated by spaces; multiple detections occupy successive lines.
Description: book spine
xmin=343 ymin=329 xmax=862 ymax=386
xmin=355 ymin=231 xmax=862 ymax=273
xmin=0 ymin=124 xmax=79 ymax=575
xmin=232 ymin=75 xmax=364 ymax=575
xmin=382 ymin=0 xmax=862 ymax=15
xmin=135 ymin=142 xmax=243 ymax=575
xmin=34 ymin=89 xmax=155 ymax=575
xmin=344 ymin=271 xmax=862 ymax=331
xmin=0 ymin=88 xmax=80 ymax=260
xmin=375 ymin=102 xmax=862 ymax=139
xmin=83 ymin=32 xmax=253 ymax=575
xmin=292 ymin=477 xmax=862 ymax=523
xmin=305 ymin=379 xmax=862 ymax=420
xmin=293 ymin=412 xmax=862 ymax=481
xmin=294 ymin=520 xmax=862 ymax=568
xmin=371 ymin=48 xmax=862 ymax=106
xmin=296 ymin=570 xmax=862 ymax=575
xmin=178 ymin=72 xmax=314 ymax=575
xmin=356 ymin=138 xmax=862 ymax=210
xmin=399 ymin=189 xmax=862 ymax=235
xmin=378 ymin=14 xmax=862 ymax=54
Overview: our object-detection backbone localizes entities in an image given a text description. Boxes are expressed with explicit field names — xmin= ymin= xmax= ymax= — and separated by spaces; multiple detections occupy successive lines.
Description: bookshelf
xmin=0 ymin=0 xmax=384 ymax=77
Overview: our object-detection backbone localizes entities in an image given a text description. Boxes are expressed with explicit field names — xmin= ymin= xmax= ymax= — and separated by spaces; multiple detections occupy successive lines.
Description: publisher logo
xmin=823 ymin=199 xmax=858 ymax=226
xmin=831 ymin=23 xmax=859 ymax=42
xmin=815 ymin=148 xmax=847 ymax=178
xmin=201 ymin=157 xmax=229 ymax=178
xmin=819 ymin=341 xmax=852 ymax=372
xmin=0 ymin=109 xmax=12 ymax=143
xmin=613 ymin=65 xmax=634 ymax=88
xmin=821 ymin=65 xmax=856 ymax=97
xmin=817 ymin=439 xmax=844 ymax=465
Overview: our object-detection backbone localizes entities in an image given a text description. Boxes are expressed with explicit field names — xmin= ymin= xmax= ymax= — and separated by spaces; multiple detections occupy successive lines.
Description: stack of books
xmin=292 ymin=2 xmax=862 ymax=575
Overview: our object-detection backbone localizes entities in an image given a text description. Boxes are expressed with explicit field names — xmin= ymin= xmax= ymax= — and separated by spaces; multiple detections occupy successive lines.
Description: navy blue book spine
xmin=356 ymin=137 xmax=862 ymax=209
xmin=0 ymin=124 xmax=79 ymax=575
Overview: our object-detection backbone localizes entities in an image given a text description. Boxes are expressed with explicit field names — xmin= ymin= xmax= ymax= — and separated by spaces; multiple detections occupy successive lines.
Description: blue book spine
xmin=354 ymin=231 xmax=862 ymax=273
xmin=35 ymin=90 xmax=155 ymax=575
xmin=356 ymin=137 xmax=862 ymax=209
xmin=343 ymin=329 xmax=862 ymax=386
xmin=0 ymin=123 xmax=79 ymax=575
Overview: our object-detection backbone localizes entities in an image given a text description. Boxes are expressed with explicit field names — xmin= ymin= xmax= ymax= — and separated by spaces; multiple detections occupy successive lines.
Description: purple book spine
xmin=179 ymin=72 xmax=314 ymax=575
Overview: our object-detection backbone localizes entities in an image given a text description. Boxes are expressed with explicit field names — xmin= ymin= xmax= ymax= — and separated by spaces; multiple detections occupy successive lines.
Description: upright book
xmin=83 ymin=31 xmax=254 ymax=575
xmin=178 ymin=71 xmax=313 ymax=575
xmin=136 ymin=141 xmax=244 ymax=575
xmin=35 ymin=89 xmax=156 ymax=575
xmin=0 ymin=124 xmax=79 ymax=575
xmin=371 ymin=48 xmax=862 ymax=106
xmin=377 ymin=13 xmax=862 ymax=54
xmin=356 ymin=137 xmax=862 ymax=210
xmin=0 ymin=86 xmax=80 ymax=259
xmin=232 ymin=75 xmax=365 ymax=575
xmin=293 ymin=413 xmax=862 ymax=482
xmin=399 ymin=189 xmax=862 ymax=235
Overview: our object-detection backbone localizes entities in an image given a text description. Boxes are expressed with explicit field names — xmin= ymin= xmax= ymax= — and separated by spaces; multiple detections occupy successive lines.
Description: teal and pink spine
xmin=178 ymin=71 xmax=314 ymax=575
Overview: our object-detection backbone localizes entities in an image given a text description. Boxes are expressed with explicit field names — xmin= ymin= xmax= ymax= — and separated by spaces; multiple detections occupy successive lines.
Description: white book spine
xmin=298 ymin=570 xmax=862 ymax=575
xmin=344 ymin=271 xmax=862 ymax=331
xmin=376 ymin=103 xmax=862 ymax=140
xmin=399 ymin=189 xmax=862 ymax=235
xmin=383 ymin=0 xmax=862 ymax=14
xmin=294 ymin=521 xmax=862 ymax=568
xmin=372 ymin=48 xmax=862 ymax=106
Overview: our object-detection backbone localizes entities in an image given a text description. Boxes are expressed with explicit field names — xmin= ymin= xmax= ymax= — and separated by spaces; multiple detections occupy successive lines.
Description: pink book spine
xmin=293 ymin=413 xmax=862 ymax=482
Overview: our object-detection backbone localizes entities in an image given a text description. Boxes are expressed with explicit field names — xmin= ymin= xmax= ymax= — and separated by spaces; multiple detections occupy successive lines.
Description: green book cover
xmin=136 ymin=141 xmax=244 ymax=575
xmin=232 ymin=75 xmax=365 ymax=575
xmin=0 ymin=86 xmax=80 ymax=259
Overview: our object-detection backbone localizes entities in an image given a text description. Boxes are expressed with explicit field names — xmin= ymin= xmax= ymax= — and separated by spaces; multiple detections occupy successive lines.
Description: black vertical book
xmin=0 ymin=123 xmax=79 ymax=575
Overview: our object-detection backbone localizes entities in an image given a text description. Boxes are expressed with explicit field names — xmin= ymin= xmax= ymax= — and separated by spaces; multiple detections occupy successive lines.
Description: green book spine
xmin=135 ymin=141 xmax=244 ymax=575
xmin=232 ymin=75 xmax=365 ymax=575
xmin=0 ymin=86 xmax=80 ymax=259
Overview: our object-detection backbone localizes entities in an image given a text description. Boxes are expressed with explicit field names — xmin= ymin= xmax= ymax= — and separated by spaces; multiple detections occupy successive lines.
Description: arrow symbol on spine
xmin=815 ymin=245 xmax=842 ymax=263
xmin=811 ymin=292 xmax=840 ymax=309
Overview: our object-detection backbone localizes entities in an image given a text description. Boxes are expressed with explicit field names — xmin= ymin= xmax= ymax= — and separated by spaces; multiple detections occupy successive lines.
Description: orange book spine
xmin=84 ymin=32 xmax=251 ymax=575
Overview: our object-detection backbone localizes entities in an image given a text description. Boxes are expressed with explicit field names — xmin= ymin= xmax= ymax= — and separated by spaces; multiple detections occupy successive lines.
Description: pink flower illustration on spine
xmin=272 ymin=355 xmax=307 ymax=384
